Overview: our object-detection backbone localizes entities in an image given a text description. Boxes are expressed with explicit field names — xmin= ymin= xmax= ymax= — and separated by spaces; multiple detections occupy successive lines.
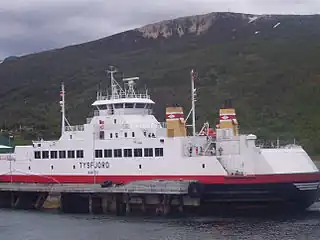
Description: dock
xmin=0 ymin=180 xmax=201 ymax=215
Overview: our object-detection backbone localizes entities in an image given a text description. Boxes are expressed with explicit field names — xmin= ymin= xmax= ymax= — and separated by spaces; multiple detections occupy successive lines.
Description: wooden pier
xmin=0 ymin=180 xmax=201 ymax=215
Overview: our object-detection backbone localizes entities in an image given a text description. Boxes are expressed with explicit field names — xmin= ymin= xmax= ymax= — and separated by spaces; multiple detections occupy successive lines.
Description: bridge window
xmin=132 ymin=132 xmax=135 ymax=138
xmin=124 ymin=149 xmax=132 ymax=157
xmin=67 ymin=150 xmax=75 ymax=159
xmin=134 ymin=148 xmax=142 ymax=157
xmin=42 ymin=151 xmax=49 ymax=159
xmin=104 ymin=149 xmax=112 ymax=158
xmin=34 ymin=151 xmax=41 ymax=159
xmin=135 ymin=103 xmax=145 ymax=108
xmin=76 ymin=150 xmax=84 ymax=158
xmin=155 ymin=148 xmax=163 ymax=157
xmin=124 ymin=132 xmax=128 ymax=138
xmin=144 ymin=148 xmax=153 ymax=157
xmin=125 ymin=103 xmax=134 ymax=108
xmin=95 ymin=149 xmax=103 ymax=158
xmin=59 ymin=150 xmax=66 ymax=158
xmin=114 ymin=149 xmax=122 ymax=158
xmin=50 ymin=151 xmax=58 ymax=159
xmin=114 ymin=103 xmax=123 ymax=109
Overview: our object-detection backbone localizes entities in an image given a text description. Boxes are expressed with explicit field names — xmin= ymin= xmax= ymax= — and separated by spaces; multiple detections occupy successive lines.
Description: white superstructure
xmin=0 ymin=66 xmax=319 ymax=185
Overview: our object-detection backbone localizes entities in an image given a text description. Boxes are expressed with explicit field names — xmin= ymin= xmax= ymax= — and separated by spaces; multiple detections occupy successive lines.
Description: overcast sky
xmin=0 ymin=0 xmax=319 ymax=59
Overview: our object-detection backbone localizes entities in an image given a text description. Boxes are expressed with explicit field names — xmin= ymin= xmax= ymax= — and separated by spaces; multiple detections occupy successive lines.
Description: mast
xmin=191 ymin=69 xmax=196 ymax=136
xmin=107 ymin=66 xmax=119 ymax=99
xmin=60 ymin=82 xmax=66 ymax=135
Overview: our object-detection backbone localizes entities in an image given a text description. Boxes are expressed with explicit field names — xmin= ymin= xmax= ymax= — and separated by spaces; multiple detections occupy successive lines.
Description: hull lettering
xmin=79 ymin=161 xmax=110 ymax=169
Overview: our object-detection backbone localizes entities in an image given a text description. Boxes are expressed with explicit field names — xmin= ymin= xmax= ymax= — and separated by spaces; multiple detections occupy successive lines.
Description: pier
xmin=0 ymin=180 xmax=202 ymax=215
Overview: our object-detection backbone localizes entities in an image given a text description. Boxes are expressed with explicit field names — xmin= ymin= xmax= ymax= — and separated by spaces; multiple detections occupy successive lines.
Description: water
xmin=1 ymin=203 xmax=320 ymax=240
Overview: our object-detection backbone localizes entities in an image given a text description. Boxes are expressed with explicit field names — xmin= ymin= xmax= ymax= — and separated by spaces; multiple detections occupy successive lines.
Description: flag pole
xmin=60 ymin=82 xmax=65 ymax=135
xmin=191 ymin=69 xmax=196 ymax=137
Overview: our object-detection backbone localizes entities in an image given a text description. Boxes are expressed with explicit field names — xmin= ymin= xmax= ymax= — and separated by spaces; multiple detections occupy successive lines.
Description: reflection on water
xmin=0 ymin=203 xmax=320 ymax=240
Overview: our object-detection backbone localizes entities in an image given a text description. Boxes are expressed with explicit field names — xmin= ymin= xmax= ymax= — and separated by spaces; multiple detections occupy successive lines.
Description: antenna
xmin=106 ymin=66 xmax=118 ymax=98
xmin=191 ymin=69 xmax=196 ymax=137
xmin=60 ymin=83 xmax=66 ymax=135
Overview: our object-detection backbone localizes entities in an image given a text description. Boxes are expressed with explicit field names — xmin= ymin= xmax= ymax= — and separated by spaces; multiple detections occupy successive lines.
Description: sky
xmin=0 ymin=0 xmax=319 ymax=59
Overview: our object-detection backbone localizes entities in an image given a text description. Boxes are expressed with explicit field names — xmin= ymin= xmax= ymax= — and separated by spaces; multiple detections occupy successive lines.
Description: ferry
xmin=0 ymin=66 xmax=319 ymax=210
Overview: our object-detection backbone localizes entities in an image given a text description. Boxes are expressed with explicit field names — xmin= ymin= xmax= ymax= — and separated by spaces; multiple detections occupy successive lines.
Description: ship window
xmin=110 ymin=133 xmax=113 ymax=138
xmin=114 ymin=119 xmax=116 ymax=124
xmin=139 ymin=164 xmax=142 ymax=169
xmin=155 ymin=148 xmax=163 ymax=157
xmin=59 ymin=150 xmax=66 ymax=159
xmin=132 ymin=132 xmax=135 ymax=138
xmin=134 ymin=148 xmax=142 ymax=157
xmin=144 ymin=148 xmax=153 ymax=157
xmin=135 ymin=103 xmax=145 ymax=108
xmin=124 ymin=132 xmax=128 ymax=138
xmin=115 ymin=133 xmax=118 ymax=138
xmin=114 ymin=149 xmax=122 ymax=158
xmin=99 ymin=131 xmax=105 ymax=140
xmin=76 ymin=150 xmax=84 ymax=158
xmin=34 ymin=151 xmax=41 ymax=159
xmin=50 ymin=151 xmax=58 ymax=159
xmin=42 ymin=151 xmax=49 ymax=159
xmin=104 ymin=149 xmax=112 ymax=158
xmin=95 ymin=149 xmax=103 ymax=158
xmin=202 ymin=164 xmax=205 ymax=169
xmin=124 ymin=149 xmax=132 ymax=157
xmin=51 ymin=165 xmax=53 ymax=170
xmin=160 ymin=139 xmax=164 ymax=143
xmin=125 ymin=103 xmax=134 ymax=108
xmin=114 ymin=103 xmax=123 ymax=109
xmin=67 ymin=150 xmax=75 ymax=158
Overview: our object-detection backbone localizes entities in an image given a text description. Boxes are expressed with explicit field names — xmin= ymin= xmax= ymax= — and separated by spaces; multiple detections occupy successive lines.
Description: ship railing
xmin=255 ymin=139 xmax=301 ymax=149
xmin=65 ymin=125 xmax=85 ymax=132
xmin=86 ymin=117 xmax=93 ymax=124
xmin=0 ymin=154 xmax=15 ymax=161
xmin=159 ymin=122 xmax=167 ymax=128
xmin=99 ymin=93 xmax=151 ymax=100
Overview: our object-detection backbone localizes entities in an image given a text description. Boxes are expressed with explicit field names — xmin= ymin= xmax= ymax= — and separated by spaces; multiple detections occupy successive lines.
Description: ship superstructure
xmin=0 ymin=66 xmax=319 ymax=209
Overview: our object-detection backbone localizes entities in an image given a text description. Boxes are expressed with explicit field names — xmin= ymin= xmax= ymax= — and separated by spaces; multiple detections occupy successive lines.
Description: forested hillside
xmin=0 ymin=12 xmax=320 ymax=154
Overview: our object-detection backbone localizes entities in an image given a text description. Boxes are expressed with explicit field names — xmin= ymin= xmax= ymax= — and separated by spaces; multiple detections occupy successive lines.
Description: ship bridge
xmin=92 ymin=68 xmax=155 ymax=116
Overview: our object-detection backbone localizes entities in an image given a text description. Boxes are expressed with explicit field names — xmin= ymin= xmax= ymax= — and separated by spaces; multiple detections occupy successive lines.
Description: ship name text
xmin=79 ymin=161 xmax=110 ymax=169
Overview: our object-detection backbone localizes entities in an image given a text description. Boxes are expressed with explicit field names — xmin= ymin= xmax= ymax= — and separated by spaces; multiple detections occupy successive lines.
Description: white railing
xmin=65 ymin=125 xmax=85 ymax=132
xmin=99 ymin=93 xmax=150 ymax=100
xmin=86 ymin=118 xmax=93 ymax=124
xmin=0 ymin=154 xmax=15 ymax=161
xmin=255 ymin=139 xmax=300 ymax=149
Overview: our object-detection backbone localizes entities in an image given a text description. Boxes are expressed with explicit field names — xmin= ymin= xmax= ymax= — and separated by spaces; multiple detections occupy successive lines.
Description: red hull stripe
xmin=0 ymin=173 xmax=319 ymax=184
xmin=166 ymin=113 xmax=184 ymax=120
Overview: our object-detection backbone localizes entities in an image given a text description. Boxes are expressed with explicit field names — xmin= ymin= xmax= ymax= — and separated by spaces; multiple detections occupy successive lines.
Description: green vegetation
xmin=0 ymin=13 xmax=319 ymax=154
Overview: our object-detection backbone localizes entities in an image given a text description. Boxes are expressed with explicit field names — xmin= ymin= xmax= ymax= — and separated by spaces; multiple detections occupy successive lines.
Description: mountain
xmin=0 ymin=12 xmax=320 ymax=154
